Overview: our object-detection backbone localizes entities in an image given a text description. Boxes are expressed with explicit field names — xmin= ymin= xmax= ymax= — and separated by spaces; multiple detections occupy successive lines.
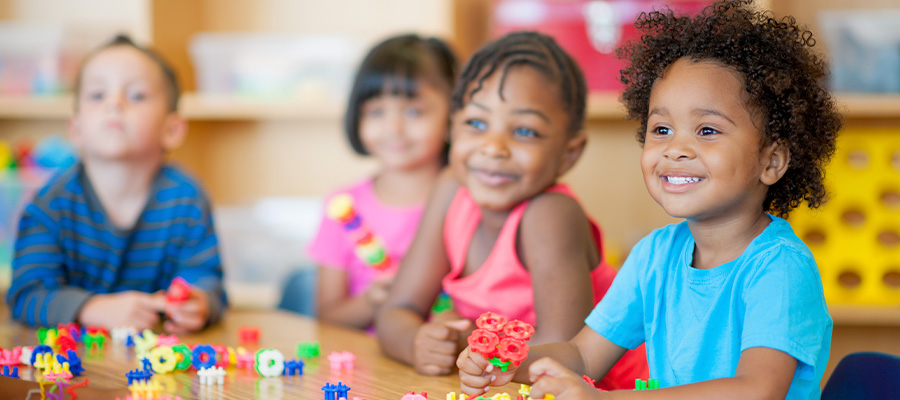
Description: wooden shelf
xmin=3 ymin=92 xmax=899 ymax=122
xmin=830 ymin=304 xmax=900 ymax=326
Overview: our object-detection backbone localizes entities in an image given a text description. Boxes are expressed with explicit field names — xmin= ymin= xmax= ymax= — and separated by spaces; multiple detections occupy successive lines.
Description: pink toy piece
xmin=467 ymin=329 xmax=500 ymax=355
xmin=167 ymin=277 xmax=191 ymax=303
xmin=212 ymin=345 xmax=230 ymax=368
xmin=238 ymin=327 xmax=260 ymax=344
xmin=401 ymin=391 xmax=428 ymax=400
xmin=496 ymin=338 xmax=528 ymax=365
xmin=0 ymin=347 xmax=22 ymax=366
xmin=327 ymin=351 xmax=356 ymax=370
xmin=236 ymin=351 xmax=255 ymax=370
xmin=475 ymin=312 xmax=507 ymax=332
xmin=156 ymin=334 xmax=179 ymax=346
xmin=502 ymin=320 xmax=535 ymax=340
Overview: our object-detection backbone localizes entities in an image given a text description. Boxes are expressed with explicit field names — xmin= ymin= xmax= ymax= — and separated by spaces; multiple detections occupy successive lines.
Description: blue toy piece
xmin=29 ymin=345 xmax=52 ymax=366
xmin=125 ymin=334 xmax=135 ymax=347
xmin=1 ymin=366 xmax=19 ymax=378
xmin=56 ymin=350 xmax=84 ymax=376
xmin=822 ymin=352 xmax=900 ymax=400
xmin=322 ymin=382 xmax=351 ymax=400
xmin=283 ymin=359 xmax=305 ymax=376
xmin=126 ymin=368 xmax=153 ymax=385
xmin=191 ymin=344 xmax=217 ymax=370
xmin=140 ymin=357 xmax=153 ymax=372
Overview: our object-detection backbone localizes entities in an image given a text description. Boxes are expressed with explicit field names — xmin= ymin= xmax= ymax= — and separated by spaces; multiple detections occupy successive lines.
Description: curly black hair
xmin=451 ymin=31 xmax=587 ymax=135
xmin=618 ymin=0 xmax=842 ymax=217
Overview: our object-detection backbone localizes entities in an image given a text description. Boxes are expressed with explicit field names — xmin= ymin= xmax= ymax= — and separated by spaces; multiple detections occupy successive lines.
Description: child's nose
xmin=105 ymin=92 xmax=126 ymax=112
xmin=662 ymin=132 xmax=695 ymax=160
xmin=479 ymin=133 xmax=511 ymax=159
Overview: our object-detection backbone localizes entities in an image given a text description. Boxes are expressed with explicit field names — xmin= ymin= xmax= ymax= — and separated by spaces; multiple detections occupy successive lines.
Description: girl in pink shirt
xmin=307 ymin=34 xmax=457 ymax=330
xmin=375 ymin=32 xmax=648 ymax=389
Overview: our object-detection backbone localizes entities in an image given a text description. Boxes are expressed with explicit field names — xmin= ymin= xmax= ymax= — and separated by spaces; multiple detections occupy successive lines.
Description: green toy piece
xmin=634 ymin=378 xmax=660 ymax=391
xmin=296 ymin=342 xmax=321 ymax=359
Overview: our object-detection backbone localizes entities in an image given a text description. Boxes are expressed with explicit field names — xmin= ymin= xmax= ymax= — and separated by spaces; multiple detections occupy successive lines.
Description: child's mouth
xmin=473 ymin=169 xmax=516 ymax=186
xmin=663 ymin=176 xmax=703 ymax=185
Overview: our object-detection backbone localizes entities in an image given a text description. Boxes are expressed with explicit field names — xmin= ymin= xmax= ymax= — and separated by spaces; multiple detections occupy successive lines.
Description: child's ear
xmin=161 ymin=113 xmax=187 ymax=151
xmin=557 ymin=132 xmax=587 ymax=176
xmin=760 ymin=140 xmax=790 ymax=185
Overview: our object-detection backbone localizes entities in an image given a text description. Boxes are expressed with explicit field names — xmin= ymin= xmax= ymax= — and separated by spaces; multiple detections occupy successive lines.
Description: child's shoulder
xmin=156 ymin=164 xmax=210 ymax=201
xmin=743 ymin=215 xmax=817 ymax=271
xmin=30 ymin=164 xmax=84 ymax=207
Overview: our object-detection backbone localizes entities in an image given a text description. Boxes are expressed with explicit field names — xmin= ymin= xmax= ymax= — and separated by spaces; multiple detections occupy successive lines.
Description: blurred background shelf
xmin=830 ymin=305 xmax=900 ymax=327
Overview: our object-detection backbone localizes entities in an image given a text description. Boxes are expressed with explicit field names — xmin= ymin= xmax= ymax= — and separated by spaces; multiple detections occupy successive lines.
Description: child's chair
xmin=277 ymin=267 xmax=318 ymax=317
xmin=821 ymin=351 xmax=900 ymax=400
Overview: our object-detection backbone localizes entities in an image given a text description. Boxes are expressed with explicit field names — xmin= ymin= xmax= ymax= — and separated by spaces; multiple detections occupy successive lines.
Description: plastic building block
xmin=296 ymin=341 xmax=321 ymax=358
xmin=236 ymin=347 xmax=255 ymax=370
xmin=327 ymin=194 xmax=393 ymax=271
xmin=633 ymin=378 xmax=660 ymax=391
xmin=0 ymin=365 xmax=18 ymax=378
xmin=467 ymin=312 xmax=534 ymax=371
xmin=19 ymin=346 xmax=32 ymax=366
xmin=85 ymin=326 xmax=108 ymax=336
xmin=65 ymin=377 xmax=89 ymax=399
xmin=30 ymin=345 xmax=52 ymax=367
xmin=133 ymin=329 xmax=158 ymax=357
xmin=431 ymin=290 xmax=454 ymax=314
xmin=56 ymin=335 xmax=76 ymax=354
xmin=255 ymin=348 xmax=285 ymax=377
xmin=0 ymin=346 xmax=21 ymax=366
xmin=167 ymin=277 xmax=191 ymax=303
xmin=212 ymin=344 xmax=230 ymax=368
xmin=171 ymin=344 xmax=192 ymax=371
xmin=140 ymin=357 xmax=153 ymax=372
xmin=239 ymin=326 xmax=260 ymax=345
xmin=149 ymin=346 xmax=176 ymax=374
xmin=157 ymin=334 xmax=179 ymax=347
xmin=191 ymin=345 xmax=217 ymax=370
xmin=327 ymin=350 xmax=356 ymax=370
xmin=198 ymin=366 xmax=226 ymax=385
xmin=57 ymin=350 xmax=84 ymax=376
xmin=126 ymin=368 xmax=153 ymax=385
xmin=37 ymin=327 xmax=49 ymax=344
xmin=490 ymin=393 xmax=510 ymax=400
xmin=401 ymin=392 xmax=427 ymax=400
xmin=283 ymin=359 xmax=305 ymax=376
xmin=321 ymin=382 xmax=351 ymax=400
xmin=111 ymin=327 xmax=137 ymax=345
xmin=129 ymin=379 xmax=161 ymax=399
xmin=83 ymin=332 xmax=105 ymax=351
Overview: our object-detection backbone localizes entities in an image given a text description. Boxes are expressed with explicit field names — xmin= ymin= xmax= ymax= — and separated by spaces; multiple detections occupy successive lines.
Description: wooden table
xmin=0 ymin=308 xmax=519 ymax=400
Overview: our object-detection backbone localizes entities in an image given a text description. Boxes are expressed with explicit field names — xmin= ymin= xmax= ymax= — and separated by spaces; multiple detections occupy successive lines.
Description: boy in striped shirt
xmin=6 ymin=35 xmax=226 ymax=333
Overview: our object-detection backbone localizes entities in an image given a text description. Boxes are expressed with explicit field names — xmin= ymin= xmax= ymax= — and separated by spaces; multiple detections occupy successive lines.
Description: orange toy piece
xmin=467 ymin=312 xmax=534 ymax=371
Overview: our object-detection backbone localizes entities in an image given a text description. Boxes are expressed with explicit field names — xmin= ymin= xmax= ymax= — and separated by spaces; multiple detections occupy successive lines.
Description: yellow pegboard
xmin=789 ymin=129 xmax=900 ymax=306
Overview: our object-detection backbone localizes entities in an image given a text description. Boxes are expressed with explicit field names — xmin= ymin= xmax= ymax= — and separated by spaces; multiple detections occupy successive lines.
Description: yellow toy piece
xmin=149 ymin=346 xmax=176 ymax=373
xmin=788 ymin=128 xmax=900 ymax=305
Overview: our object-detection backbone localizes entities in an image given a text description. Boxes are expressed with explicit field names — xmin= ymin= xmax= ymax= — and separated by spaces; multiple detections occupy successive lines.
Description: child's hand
xmin=78 ymin=291 xmax=165 ymax=329
xmin=457 ymin=346 xmax=517 ymax=396
xmin=163 ymin=288 xmax=210 ymax=334
xmin=413 ymin=319 xmax=472 ymax=375
xmin=529 ymin=357 xmax=606 ymax=400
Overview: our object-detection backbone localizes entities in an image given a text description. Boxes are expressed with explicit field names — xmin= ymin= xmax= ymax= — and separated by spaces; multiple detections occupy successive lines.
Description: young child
xmin=458 ymin=1 xmax=840 ymax=398
xmin=6 ymin=35 xmax=226 ymax=333
xmin=375 ymin=31 xmax=647 ymax=389
xmin=306 ymin=34 xmax=457 ymax=329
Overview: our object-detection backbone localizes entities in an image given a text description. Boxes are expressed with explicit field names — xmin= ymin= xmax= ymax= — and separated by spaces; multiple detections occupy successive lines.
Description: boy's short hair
xmin=74 ymin=34 xmax=180 ymax=112
xmin=344 ymin=34 xmax=458 ymax=158
xmin=618 ymin=0 xmax=842 ymax=217
xmin=451 ymin=31 xmax=587 ymax=136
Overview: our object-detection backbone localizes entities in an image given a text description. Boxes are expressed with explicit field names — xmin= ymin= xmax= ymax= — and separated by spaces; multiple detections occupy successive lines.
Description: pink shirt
xmin=307 ymin=179 xmax=423 ymax=296
xmin=441 ymin=184 xmax=649 ymax=390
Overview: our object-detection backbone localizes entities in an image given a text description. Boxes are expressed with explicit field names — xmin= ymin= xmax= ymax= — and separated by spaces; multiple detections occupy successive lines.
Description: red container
xmin=491 ymin=0 xmax=711 ymax=92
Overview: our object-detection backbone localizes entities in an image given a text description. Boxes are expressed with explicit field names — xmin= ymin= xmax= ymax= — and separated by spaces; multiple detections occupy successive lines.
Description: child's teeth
xmin=667 ymin=176 xmax=701 ymax=185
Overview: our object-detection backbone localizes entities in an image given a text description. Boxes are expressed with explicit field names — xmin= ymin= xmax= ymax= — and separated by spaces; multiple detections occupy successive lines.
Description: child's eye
xmin=513 ymin=127 xmax=539 ymax=138
xmin=404 ymin=107 xmax=423 ymax=118
xmin=652 ymin=126 xmax=672 ymax=136
xmin=87 ymin=91 xmax=104 ymax=102
xmin=128 ymin=92 xmax=147 ymax=102
xmin=365 ymin=107 xmax=384 ymax=118
xmin=465 ymin=119 xmax=487 ymax=130
xmin=698 ymin=127 xmax=720 ymax=136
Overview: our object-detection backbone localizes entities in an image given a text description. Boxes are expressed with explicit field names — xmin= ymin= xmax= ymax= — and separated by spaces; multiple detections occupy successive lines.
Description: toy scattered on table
xmin=322 ymin=382 xmax=351 ymax=400
xmin=126 ymin=367 xmax=153 ymax=385
xmin=129 ymin=379 xmax=162 ymax=399
xmin=467 ymin=312 xmax=534 ymax=371
xmin=156 ymin=334 xmax=179 ymax=347
xmin=327 ymin=193 xmax=393 ymax=271
xmin=634 ymin=378 xmax=660 ymax=391
xmin=283 ymin=359 xmax=305 ymax=376
xmin=0 ymin=365 xmax=18 ymax=378
xmin=30 ymin=344 xmax=53 ymax=366
xmin=112 ymin=327 xmax=137 ymax=345
xmin=296 ymin=341 xmax=321 ymax=358
xmin=148 ymin=346 xmax=177 ymax=373
xmin=134 ymin=329 xmax=159 ymax=357
xmin=327 ymin=350 xmax=356 ymax=370
xmin=169 ymin=344 xmax=192 ymax=371
xmin=198 ymin=366 xmax=226 ymax=385
xmin=239 ymin=326 xmax=260 ymax=345
xmin=57 ymin=350 xmax=84 ymax=376
xmin=236 ymin=347 xmax=255 ymax=370
xmin=65 ymin=377 xmax=89 ymax=399
xmin=402 ymin=392 xmax=428 ymax=400
xmin=19 ymin=346 xmax=33 ymax=366
xmin=255 ymin=348 xmax=286 ymax=378
xmin=83 ymin=332 xmax=106 ymax=351
xmin=0 ymin=346 xmax=22 ymax=366
xmin=191 ymin=344 xmax=217 ymax=370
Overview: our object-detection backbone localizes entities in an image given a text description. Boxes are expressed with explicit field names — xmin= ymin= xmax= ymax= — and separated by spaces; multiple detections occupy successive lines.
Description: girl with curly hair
xmin=457 ymin=1 xmax=840 ymax=398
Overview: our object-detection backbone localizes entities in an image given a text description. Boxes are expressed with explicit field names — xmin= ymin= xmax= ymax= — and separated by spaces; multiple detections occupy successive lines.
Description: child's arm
xmin=519 ymin=193 xmax=600 ymax=344
xmin=317 ymin=267 xmax=391 ymax=329
xmin=375 ymin=170 xmax=466 ymax=375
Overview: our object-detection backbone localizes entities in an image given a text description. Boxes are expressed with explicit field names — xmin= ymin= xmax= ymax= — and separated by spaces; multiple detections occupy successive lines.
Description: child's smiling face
xmin=641 ymin=57 xmax=784 ymax=223
xmin=450 ymin=65 xmax=584 ymax=211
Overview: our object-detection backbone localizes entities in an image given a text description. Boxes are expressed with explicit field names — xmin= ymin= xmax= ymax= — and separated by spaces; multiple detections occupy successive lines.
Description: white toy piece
xmin=111 ymin=327 xmax=137 ymax=345
xmin=255 ymin=349 xmax=285 ymax=378
xmin=198 ymin=366 xmax=226 ymax=385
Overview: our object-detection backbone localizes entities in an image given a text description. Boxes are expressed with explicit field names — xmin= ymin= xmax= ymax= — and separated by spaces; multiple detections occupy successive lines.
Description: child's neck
xmin=83 ymin=158 xmax=161 ymax=230
xmin=688 ymin=212 xmax=771 ymax=270
xmin=372 ymin=163 xmax=442 ymax=207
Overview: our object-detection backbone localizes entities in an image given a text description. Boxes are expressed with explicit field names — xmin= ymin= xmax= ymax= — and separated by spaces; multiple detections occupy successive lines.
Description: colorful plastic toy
xmin=236 ymin=347 xmax=255 ymax=370
xmin=126 ymin=368 xmax=152 ymax=385
xmin=56 ymin=350 xmax=84 ymax=376
xmin=19 ymin=346 xmax=32 ymax=366
xmin=149 ymin=346 xmax=176 ymax=374
xmin=431 ymin=290 xmax=453 ymax=314
xmin=30 ymin=345 xmax=52 ymax=367
xmin=191 ymin=345 xmax=217 ymax=370
xmin=157 ymin=334 xmax=179 ymax=347
xmin=129 ymin=379 xmax=161 ymax=399
xmin=65 ymin=377 xmax=89 ymax=399
xmin=0 ymin=346 xmax=22 ymax=366
xmin=111 ymin=327 xmax=136 ymax=345
xmin=327 ymin=350 xmax=356 ymax=370
xmin=133 ymin=329 xmax=158 ymax=357
xmin=83 ymin=332 xmax=105 ymax=351
xmin=56 ymin=335 xmax=76 ymax=354
xmin=0 ymin=365 xmax=18 ymax=378
xmin=283 ymin=359 xmax=305 ymax=376
xmin=322 ymin=382 xmax=351 ymax=400
xmin=198 ymin=366 xmax=226 ymax=385
xmin=296 ymin=341 xmax=321 ymax=358
xmin=255 ymin=348 xmax=285 ymax=378
xmin=402 ymin=392 xmax=428 ymax=400
xmin=633 ymin=378 xmax=660 ymax=391
xmin=212 ymin=344 xmax=230 ymax=368
xmin=239 ymin=326 xmax=260 ymax=345
xmin=167 ymin=277 xmax=191 ymax=303
xmin=467 ymin=312 xmax=534 ymax=371
xmin=327 ymin=194 xmax=393 ymax=271
xmin=171 ymin=344 xmax=193 ymax=371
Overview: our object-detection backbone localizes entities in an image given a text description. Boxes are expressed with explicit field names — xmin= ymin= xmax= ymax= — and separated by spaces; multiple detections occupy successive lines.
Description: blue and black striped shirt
xmin=6 ymin=163 xmax=226 ymax=327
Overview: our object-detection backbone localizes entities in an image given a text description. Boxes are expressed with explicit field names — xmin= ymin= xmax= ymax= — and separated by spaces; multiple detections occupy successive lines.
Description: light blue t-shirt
xmin=586 ymin=215 xmax=832 ymax=400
